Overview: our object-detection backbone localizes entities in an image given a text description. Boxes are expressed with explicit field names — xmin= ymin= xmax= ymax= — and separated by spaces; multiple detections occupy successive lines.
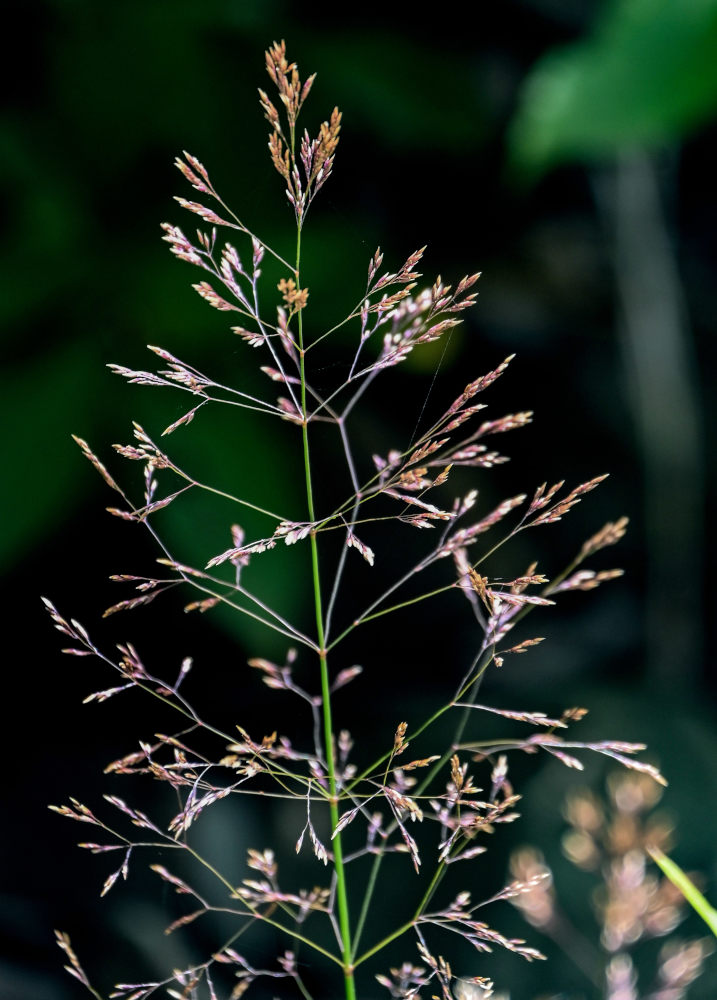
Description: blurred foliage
xmin=509 ymin=0 xmax=717 ymax=176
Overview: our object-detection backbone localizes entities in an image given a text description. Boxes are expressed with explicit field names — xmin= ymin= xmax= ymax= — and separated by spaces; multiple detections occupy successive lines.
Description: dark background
xmin=2 ymin=1 xmax=716 ymax=997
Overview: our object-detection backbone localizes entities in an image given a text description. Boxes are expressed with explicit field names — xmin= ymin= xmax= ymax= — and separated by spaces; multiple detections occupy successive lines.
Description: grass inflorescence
xmin=47 ymin=41 xmax=664 ymax=1000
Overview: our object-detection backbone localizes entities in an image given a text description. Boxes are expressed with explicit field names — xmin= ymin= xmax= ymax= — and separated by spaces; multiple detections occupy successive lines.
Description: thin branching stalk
xmin=47 ymin=41 xmax=659 ymax=1000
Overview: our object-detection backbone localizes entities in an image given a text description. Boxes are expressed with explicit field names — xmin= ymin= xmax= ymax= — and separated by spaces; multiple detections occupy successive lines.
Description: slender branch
xmin=350 ymin=848 xmax=384 ymax=959
xmin=210 ymin=188 xmax=296 ymax=272
xmin=341 ymin=367 xmax=380 ymax=420
xmin=353 ymin=918 xmax=415 ymax=969
xmin=169 ymin=459 xmax=285 ymax=522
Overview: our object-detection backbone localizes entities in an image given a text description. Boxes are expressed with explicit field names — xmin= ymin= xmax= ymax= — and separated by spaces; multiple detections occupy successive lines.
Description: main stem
xmin=296 ymin=226 xmax=356 ymax=1000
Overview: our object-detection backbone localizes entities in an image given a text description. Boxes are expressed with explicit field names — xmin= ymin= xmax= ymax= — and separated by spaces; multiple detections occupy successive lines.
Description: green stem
xmin=295 ymin=973 xmax=317 ymax=1000
xmin=296 ymin=228 xmax=357 ymax=1000
xmin=413 ymin=859 xmax=446 ymax=921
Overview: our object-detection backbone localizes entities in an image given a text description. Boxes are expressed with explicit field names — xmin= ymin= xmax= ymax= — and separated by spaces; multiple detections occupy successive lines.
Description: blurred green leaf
xmin=508 ymin=0 xmax=717 ymax=178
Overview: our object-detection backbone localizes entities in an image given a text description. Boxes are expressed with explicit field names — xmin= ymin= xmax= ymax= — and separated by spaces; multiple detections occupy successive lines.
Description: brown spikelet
xmin=55 ymin=930 xmax=94 ymax=989
xmin=232 ymin=325 xmax=264 ymax=347
xmin=257 ymin=88 xmax=281 ymax=130
xmin=531 ymin=475 xmax=609 ymax=525
xmin=102 ymin=590 xmax=165 ymax=618
xmin=268 ymin=130 xmax=290 ymax=179
xmin=527 ymin=480 xmax=564 ymax=514
xmin=173 ymin=197 xmax=230 ymax=227
xmin=278 ymin=277 xmax=309 ymax=312
xmin=184 ymin=596 xmax=221 ymax=614
xmin=408 ymin=438 xmax=449 ymax=465
xmin=367 ymin=246 xmax=384 ymax=284
xmin=346 ymin=528 xmax=375 ymax=566
xmin=476 ymin=412 xmax=533 ymax=437
xmin=580 ymin=515 xmax=629 ymax=559
xmin=432 ymin=464 xmax=453 ymax=487
xmin=448 ymin=355 xmax=515 ymax=413
xmin=192 ymin=281 xmax=239 ymax=312
xmin=455 ymin=272 xmax=482 ymax=297
xmin=451 ymin=754 xmax=464 ymax=792
xmin=394 ymin=721 xmax=408 ymax=754
xmin=501 ymin=637 xmax=545 ymax=655
xmin=311 ymin=106 xmax=342 ymax=185
xmin=550 ymin=568 xmax=624 ymax=593
xmin=162 ymin=403 xmax=205 ymax=436
xmin=468 ymin=569 xmax=490 ymax=608
xmin=403 ymin=755 xmax=440 ymax=770
xmin=72 ymin=436 xmax=122 ymax=493
xmin=397 ymin=466 xmax=431 ymax=490
xmin=562 ymin=706 xmax=589 ymax=723
xmin=174 ymin=152 xmax=211 ymax=193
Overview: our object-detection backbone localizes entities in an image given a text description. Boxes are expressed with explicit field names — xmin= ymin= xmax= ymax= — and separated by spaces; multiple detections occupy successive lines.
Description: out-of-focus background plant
xmin=3 ymin=1 xmax=715 ymax=997
xmin=511 ymin=771 xmax=714 ymax=997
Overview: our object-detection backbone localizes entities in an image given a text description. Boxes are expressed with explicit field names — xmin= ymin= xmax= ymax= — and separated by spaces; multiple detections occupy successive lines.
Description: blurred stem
xmin=593 ymin=151 xmax=703 ymax=695
xmin=353 ymin=918 xmax=415 ymax=969
xmin=354 ymin=858 xmax=446 ymax=968
xmin=650 ymin=847 xmax=717 ymax=937
xmin=351 ymin=848 xmax=383 ymax=958
xmin=296 ymin=228 xmax=357 ymax=1000
xmin=413 ymin=857 xmax=447 ymax=919
xmin=540 ymin=911 xmax=604 ymax=988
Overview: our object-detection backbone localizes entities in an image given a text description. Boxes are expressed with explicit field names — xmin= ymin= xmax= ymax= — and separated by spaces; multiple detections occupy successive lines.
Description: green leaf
xmin=508 ymin=0 xmax=717 ymax=178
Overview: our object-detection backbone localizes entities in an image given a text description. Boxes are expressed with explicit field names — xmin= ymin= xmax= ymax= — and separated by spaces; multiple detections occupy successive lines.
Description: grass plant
xmin=47 ymin=41 xmax=664 ymax=1000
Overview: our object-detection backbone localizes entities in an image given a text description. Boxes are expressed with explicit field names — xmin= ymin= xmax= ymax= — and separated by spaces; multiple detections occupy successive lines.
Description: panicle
xmin=262 ymin=41 xmax=340 ymax=224
xmin=47 ymin=39 xmax=651 ymax=1000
